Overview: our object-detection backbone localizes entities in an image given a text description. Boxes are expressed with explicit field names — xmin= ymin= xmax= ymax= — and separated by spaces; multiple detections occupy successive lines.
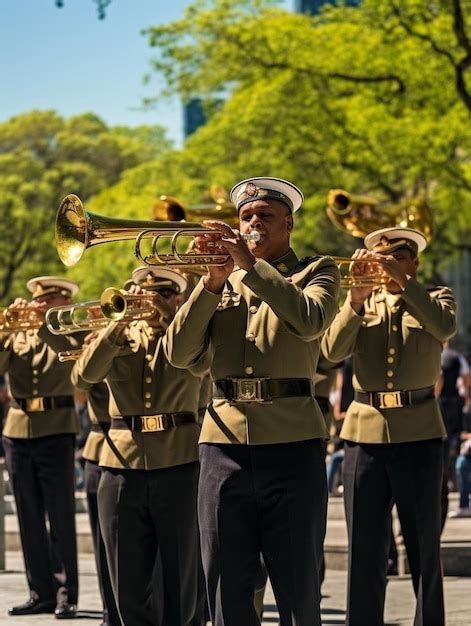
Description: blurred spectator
xmin=449 ymin=436 xmax=471 ymax=518
xmin=439 ymin=343 xmax=470 ymax=526
xmin=327 ymin=357 xmax=353 ymax=495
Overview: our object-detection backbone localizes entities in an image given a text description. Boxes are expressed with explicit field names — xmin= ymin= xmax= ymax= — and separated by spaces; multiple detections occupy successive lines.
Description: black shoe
xmin=55 ymin=603 xmax=77 ymax=619
xmin=8 ymin=598 xmax=56 ymax=615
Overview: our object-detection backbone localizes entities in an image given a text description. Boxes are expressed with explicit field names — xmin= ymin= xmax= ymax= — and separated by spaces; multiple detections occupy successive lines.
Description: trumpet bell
xmin=100 ymin=288 xmax=159 ymax=322
xmin=56 ymin=194 xmax=89 ymax=267
xmin=56 ymin=194 xmax=204 ymax=268
xmin=100 ymin=288 xmax=128 ymax=321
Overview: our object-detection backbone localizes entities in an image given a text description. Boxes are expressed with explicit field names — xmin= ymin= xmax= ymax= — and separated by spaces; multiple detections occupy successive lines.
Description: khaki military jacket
xmin=0 ymin=325 xmax=81 ymax=438
xmin=71 ymin=365 xmax=110 ymax=463
xmin=76 ymin=320 xmax=209 ymax=470
xmin=321 ymin=278 xmax=456 ymax=443
xmin=164 ymin=249 xmax=340 ymax=445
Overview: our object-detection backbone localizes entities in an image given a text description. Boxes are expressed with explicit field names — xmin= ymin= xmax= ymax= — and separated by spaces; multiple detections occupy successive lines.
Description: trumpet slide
xmin=46 ymin=301 xmax=108 ymax=335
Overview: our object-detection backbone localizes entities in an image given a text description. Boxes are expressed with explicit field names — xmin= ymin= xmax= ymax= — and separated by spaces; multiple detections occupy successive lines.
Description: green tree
xmin=0 ymin=110 xmax=172 ymax=303
xmin=141 ymin=0 xmax=471 ymax=278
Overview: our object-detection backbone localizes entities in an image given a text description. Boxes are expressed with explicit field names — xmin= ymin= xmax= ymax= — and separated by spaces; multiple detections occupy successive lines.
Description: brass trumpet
xmin=332 ymin=257 xmax=389 ymax=288
xmin=58 ymin=349 xmax=86 ymax=362
xmin=100 ymin=288 xmax=162 ymax=322
xmin=327 ymin=189 xmax=433 ymax=240
xmin=56 ymin=194 xmax=258 ymax=269
xmin=0 ymin=306 xmax=44 ymax=332
xmin=45 ymin=302 xmax=108 ymax=335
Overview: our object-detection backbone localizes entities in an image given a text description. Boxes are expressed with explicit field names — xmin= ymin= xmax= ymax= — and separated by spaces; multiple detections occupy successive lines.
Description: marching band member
xmin=322 ymin=227 xmax=456 ymax=626
xmin=164 ymin=177 xmax=340 ymax=626
xmin=76 ymin=267 xmax=209 ymax=626
xmin=1 ymin=276 xmax=81 ymax=618
xmin=71 ymin=335 xmax=120 ymax=626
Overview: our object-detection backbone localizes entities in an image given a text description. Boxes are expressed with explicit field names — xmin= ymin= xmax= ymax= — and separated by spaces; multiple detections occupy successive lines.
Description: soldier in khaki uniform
xmin=71 ymin=338 xmax=120 ymax=626
xmin=0 ymin=277 xmax=81 ymax=618
xmin=322 ymin=228 xmax=456 ymax=626
xmin=75 ymin=267 xmax=209 ymax=626
xmin=164 ymin=177 xmax=340 ymax=626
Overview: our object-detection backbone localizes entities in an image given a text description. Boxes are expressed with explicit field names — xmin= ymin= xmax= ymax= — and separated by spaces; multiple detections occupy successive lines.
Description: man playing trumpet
xmin=322 ymin=227 xmax=456 ymax=626
xmin=74 ymin=267 xmax=209 ymax=626
xmin=0 ymin=276 xmax=82 ymax=618
xmin=164 ymin=177 xmax=340 ymax=626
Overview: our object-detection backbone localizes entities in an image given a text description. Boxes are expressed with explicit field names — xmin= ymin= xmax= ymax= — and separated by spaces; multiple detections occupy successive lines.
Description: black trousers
xmin=3 ymin=434 xmax=78 ymax=605
xmin=343 ymin=439 xmax=445 ymax=626
xmin=84 ymin=461 xmax=121 ymax=626
xmin=97 ymin=462 xmax=200 ymax=626
xmin=198 ymin=439 xmax=327 ymax=626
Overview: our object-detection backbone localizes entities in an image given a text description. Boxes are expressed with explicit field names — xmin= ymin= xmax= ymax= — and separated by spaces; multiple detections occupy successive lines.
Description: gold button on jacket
xmin=76 ymin=321 xmax=209 ymax=470
xmin=0 ymin=325 xmax=81 ymax=438
xmin=164 ymin=250 xmax=340 ymax=445
xmin=322 ymin=279 xmax=456 ymax=444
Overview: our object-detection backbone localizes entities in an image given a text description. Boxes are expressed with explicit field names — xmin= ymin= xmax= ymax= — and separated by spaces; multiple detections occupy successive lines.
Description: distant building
xmin=183 ymin=98 xmax=207 ymax=139
xmin=295 ymin=0 xmax=359 ymax=14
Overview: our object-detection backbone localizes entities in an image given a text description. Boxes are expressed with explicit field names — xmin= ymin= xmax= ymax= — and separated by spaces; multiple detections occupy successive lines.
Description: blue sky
xmin=0 ymin=0 xmax=293 ymax=145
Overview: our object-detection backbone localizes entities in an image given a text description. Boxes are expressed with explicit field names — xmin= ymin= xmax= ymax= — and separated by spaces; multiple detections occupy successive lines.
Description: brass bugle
xmin=58 ymin=349 xmax=85 ymax=362
xmin=56 ymin=194 xmax=259 ymax=269
xmin=332 ymin=257 xmax=389 ymax=288
xmin=100 ymin=288 xmax=161 ymax=322
xmin=46 ymin=301 xmax=109 ymax=335
xmin=0 ymin=305 xmax=44 ymax=331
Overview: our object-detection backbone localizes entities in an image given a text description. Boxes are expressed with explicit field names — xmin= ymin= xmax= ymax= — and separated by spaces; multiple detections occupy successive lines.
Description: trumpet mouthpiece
xmin=243 ymin=231 xmax=261 ymax=242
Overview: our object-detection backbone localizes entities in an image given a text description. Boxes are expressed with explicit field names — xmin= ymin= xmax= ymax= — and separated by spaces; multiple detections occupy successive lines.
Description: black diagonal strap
xmin=213 ymin=378 xmax=313 ymax=401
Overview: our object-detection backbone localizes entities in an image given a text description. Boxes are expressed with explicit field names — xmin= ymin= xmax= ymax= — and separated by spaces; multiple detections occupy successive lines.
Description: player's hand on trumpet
xmin=349 ymin=249 xmax=377 ymax=311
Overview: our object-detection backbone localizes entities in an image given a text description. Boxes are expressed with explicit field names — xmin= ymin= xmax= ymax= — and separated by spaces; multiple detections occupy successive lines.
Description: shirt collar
xmin=269 ymin=249 xmax=299 ymax=275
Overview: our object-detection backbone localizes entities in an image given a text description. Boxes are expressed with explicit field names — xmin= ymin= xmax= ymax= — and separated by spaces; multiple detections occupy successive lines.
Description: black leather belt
xmin=12 ymin=395 xmax=75 ymax=413
xmin=90 ymin=422 xmax=110 ymax=434
xmin=315 ymin=397 xmax=331 ymax=414
xmin=111 ymin=412 xmax=196 ymax=433
xmin=213 ymin=378 xmax=313 ymax=403
xmin=354 ymin=386 xmax=435 ymax=410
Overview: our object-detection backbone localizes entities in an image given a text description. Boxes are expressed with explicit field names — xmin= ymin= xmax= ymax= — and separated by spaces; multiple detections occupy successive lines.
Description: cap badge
xmin=245 ymin=182 xmax=257 ymax=196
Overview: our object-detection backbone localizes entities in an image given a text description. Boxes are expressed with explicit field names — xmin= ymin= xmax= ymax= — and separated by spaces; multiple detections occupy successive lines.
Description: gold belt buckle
xmin=141 ymin=414 xmax=166 ymax=432
xmin=230 ymin=378 xmax=269 ymax=403
xmin=26 ymin=397 xmax=45 ymax=412
xmin=378 ymin=391 xmax=403 ymax=409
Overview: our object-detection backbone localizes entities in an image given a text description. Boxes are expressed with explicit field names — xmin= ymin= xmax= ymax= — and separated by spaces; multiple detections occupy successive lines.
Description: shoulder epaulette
xmin=426 ymin=284 xmax=451 ymax=293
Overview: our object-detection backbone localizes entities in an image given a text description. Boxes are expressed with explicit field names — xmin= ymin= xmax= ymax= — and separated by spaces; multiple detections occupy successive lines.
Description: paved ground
xmin=0 ymin=552 xmax=470 ymax=625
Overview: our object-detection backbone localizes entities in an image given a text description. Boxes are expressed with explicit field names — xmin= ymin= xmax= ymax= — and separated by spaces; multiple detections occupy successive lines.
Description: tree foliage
xmin=0 ymin=110 xmax=172 ymax=303
xmin=141 ymin=0 xmax=471 ymax=278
